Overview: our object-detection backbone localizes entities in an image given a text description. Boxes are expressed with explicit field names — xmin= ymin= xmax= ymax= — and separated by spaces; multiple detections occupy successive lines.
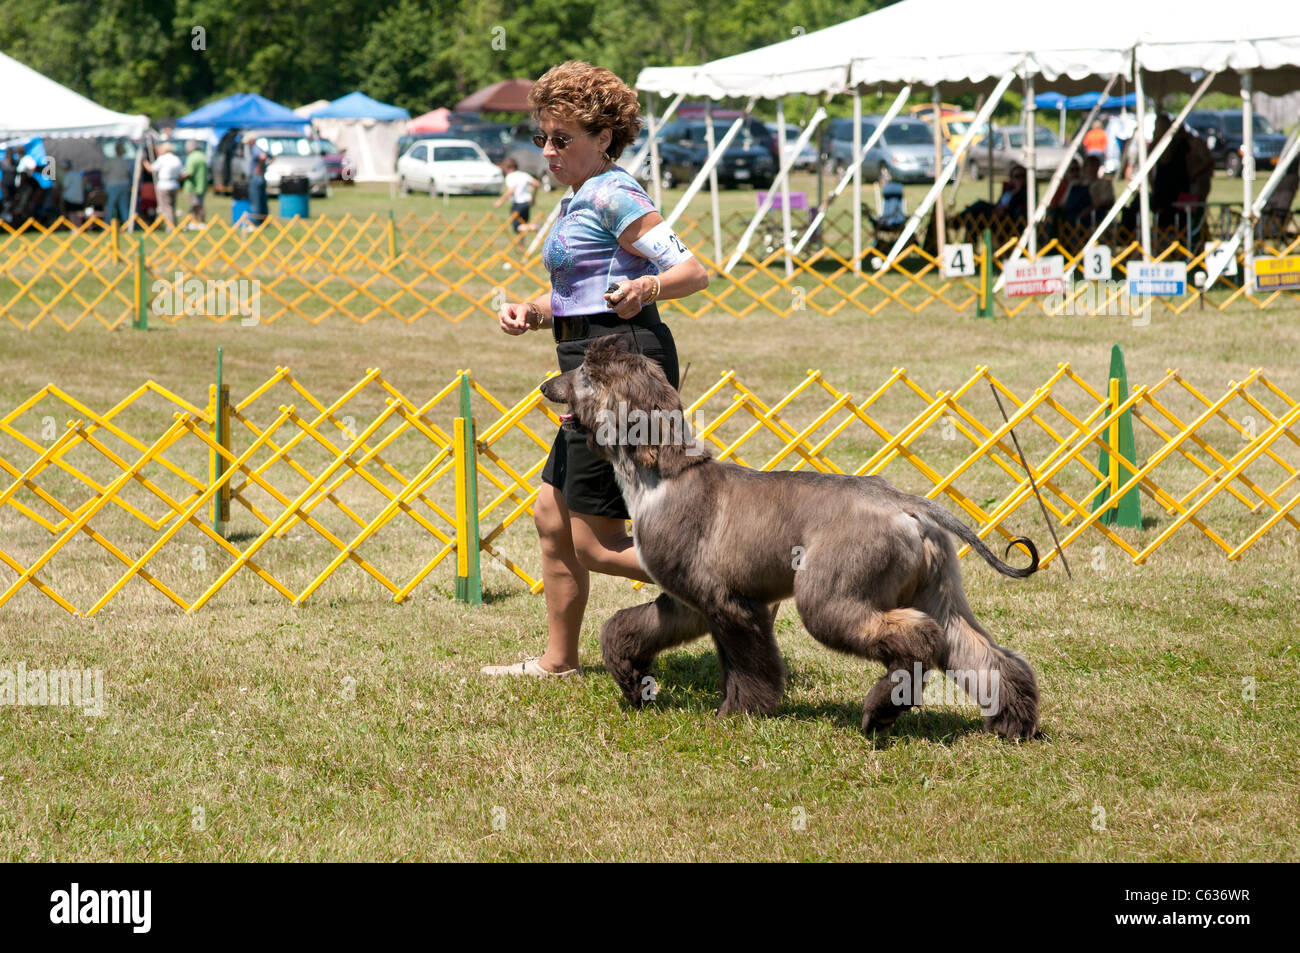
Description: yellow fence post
xmin=453 ymin=371 xmax=483 ymax=605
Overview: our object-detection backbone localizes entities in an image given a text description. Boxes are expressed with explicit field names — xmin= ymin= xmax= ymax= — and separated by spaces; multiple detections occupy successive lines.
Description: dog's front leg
xmin=601 ymin=594 xmax=709 ymax=708
xmin=711 ymin=602 xmax=785 ymax=718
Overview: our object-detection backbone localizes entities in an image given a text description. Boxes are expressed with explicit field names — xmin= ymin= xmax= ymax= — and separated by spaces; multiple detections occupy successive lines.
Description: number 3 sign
xmin=1083 ymin=245 xmax=1111 ymax=281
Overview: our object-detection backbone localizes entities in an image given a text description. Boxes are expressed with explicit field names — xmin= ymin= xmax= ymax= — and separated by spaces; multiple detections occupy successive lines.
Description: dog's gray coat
xmin=540 ymin=337 xmax=1041 ymax=739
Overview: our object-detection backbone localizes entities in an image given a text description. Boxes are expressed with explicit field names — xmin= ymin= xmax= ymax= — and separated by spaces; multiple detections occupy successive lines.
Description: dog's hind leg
xmin=794 ymin=593 xmax=946 ymax=735
xmin=601 ymin=593 xmax=709 ymax=708
xmin=710 ymin=600 xmax=784 ymax=718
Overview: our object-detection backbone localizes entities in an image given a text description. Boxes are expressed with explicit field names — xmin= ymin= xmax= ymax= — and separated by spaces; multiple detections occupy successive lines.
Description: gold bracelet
xmin=646 ymin=275 xmax=661 ymax=305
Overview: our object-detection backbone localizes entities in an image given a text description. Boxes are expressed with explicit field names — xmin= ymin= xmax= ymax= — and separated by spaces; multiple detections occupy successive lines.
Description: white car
xmin=397 ymin=138 xmax=503 ymax=196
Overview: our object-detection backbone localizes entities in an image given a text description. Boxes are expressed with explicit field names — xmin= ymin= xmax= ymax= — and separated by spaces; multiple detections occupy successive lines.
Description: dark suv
xmin=656 ymin=119 xmax=776 ymax=189
xmin=1185 ymin=110 xmax=1287 ymax=177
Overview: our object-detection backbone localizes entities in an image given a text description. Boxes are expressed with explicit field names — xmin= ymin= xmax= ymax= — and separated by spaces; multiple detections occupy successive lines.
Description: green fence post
xmin=212 ymin=346 xmax=230 ymax=536
xmin=388 ymin=208 xmax=398 ymax=266
xmin=1092 ymin=344 xmax=1142 ymax=528
xmin=977 ymin=227 xmax=995 ymax=318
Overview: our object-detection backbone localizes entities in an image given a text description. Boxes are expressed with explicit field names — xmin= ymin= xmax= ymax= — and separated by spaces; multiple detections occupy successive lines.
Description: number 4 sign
xmin=1083 ymin=245 xmax=1111 ymax=281
xmin=942 ymin=243 xmax=975 ymax=278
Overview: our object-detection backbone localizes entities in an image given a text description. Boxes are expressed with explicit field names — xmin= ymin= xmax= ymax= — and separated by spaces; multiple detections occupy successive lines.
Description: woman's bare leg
xmin=534 ymin=484 xmax=587 ymax=672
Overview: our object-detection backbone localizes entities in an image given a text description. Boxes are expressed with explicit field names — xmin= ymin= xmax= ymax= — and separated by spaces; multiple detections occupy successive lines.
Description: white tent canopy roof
xmin=637 ymin=0 xmax=1300 ymax=99
xmin=0 ymin=51 xmax=149 ymax=138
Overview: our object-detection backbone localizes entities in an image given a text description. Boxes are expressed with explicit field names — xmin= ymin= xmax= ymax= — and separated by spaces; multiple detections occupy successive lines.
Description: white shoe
xmin=480 ymin=655 xmax=580 ymax=677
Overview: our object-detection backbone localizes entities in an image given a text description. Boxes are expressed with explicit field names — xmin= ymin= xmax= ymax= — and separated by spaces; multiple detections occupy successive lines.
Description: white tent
xmin=294 ymin=100 xmax=330 ymax=119
xmin=634 ymin=0 xmax=1300 ymax=285
xmin=0 ymin=51 xmax=148 ymax=139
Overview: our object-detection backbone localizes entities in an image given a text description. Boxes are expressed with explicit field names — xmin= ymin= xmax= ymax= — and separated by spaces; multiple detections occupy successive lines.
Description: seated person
xmin=953 ymin=163 xmax=1028 ymax=232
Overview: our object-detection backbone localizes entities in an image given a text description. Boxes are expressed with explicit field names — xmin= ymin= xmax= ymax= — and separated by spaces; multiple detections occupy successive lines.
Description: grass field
xmin=2 ymin=183 xmax=1299 ymax=861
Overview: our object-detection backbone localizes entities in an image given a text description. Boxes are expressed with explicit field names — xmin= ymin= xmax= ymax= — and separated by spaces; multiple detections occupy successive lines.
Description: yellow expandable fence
xmin=2 ymin=362 xmax=1297 ymax=614
xmin=3 ymin=212 xmax=1299 ymax=328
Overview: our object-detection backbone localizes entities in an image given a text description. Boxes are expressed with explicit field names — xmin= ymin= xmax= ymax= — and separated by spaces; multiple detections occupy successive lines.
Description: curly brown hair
xmin=529 ymin=61 xmax=642 ymax=160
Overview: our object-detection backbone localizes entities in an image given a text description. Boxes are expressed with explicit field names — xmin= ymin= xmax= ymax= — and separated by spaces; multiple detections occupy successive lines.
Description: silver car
xmin=970 ymin=125 xmax=1071 ymax=181
xmin=825 ymin=116 xmax=953 ymax=183
xmin=254 ymin=135 xmax=330 ymax=196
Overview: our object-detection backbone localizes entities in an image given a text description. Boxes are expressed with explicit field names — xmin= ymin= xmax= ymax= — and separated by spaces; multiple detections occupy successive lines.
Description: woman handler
xmin=483 ymin=61 xmax=709 ymax=676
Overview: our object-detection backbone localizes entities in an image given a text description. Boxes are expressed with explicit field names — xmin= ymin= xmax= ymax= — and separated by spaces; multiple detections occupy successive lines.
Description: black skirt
xmin=540 ymin=304 xmax=680 ymax=519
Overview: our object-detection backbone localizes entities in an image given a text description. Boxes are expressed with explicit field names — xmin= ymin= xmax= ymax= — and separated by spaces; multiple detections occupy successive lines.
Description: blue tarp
xmin=175 ymin=93 xmax=309 ymax=132
xmin=1034 ymin=92 xmax=1139 ymax=111
xmin=307 ymin=92 xmax=409 ymax=121
xmin=0 ymin=136 xmax=52 ymax=189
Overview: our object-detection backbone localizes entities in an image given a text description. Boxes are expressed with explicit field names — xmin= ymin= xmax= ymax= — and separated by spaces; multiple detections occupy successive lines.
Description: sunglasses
xmin=531 ymin=131 xmax=596 ymax=151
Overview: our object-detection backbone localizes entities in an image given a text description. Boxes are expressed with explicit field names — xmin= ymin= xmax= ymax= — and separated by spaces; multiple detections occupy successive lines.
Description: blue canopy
xmin=307 ymin=92 xmax=409 ymax=121
xmin=175 ymin=93 xmax=309 ymax=132
xmin=1034 ymin=91 xmax=1139 ymax=111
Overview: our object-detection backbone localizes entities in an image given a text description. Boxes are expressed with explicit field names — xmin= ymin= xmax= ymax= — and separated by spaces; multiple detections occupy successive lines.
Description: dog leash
xmin=988 ymin=381 xmax=1072 ymax=579
xmin=606 ymin=281 xmax=644 ymax=356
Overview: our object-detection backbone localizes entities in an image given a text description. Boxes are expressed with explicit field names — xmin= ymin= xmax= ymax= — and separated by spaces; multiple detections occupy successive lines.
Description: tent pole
xmin=1133 ymin=49 xmax=1152 ymax=260
xmin=1024 ymin=71 xmax=1037 ymax=256
xmin=1241 ymin=69 xmax=1255 ymax=292
xmin=665 ymin=97 xmax=756 ymax=229
xmin=624 ymin=90 xmax=684 ymax=193
xmin=1204 ymin=125 xmax=1300 ymax=288
xmin=852 ymin=87 xmax=862 ymax=273
xmin=1084 ymin=69 xmax=1218 ymax=254
xmin=730 ymin=108 xmax=826 ymax=270
xmin=648 ymin=97 xmax=663 ymax=210
xmin=776 ymin=97 xmax=793 ymax=276
xmin=996 ymin=73 xmax=1120 ymax=287
xmin=1059 ymin=104 xmax=1066 ymax=143
xmin=932 ymin=86 xmax=946 ymax=257
xmin=878 ymin=71 xmax=1016 ymax=272
xmin=704 ymin=99 xmax=724 ymax=265
xmin=792 ymin=86 xmax=909 ymax=257
xmin=126 ymin=134 xmax=145 ymax=233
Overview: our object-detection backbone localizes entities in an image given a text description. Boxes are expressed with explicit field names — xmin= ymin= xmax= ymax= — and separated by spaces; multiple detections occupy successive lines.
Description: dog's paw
xmin=604 ymin=657 xmax=649 ymax=709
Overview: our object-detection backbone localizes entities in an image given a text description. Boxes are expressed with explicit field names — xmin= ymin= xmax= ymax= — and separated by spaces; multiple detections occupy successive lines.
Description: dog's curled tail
xmin=924 ymin=503 xmax=1039 ymax=578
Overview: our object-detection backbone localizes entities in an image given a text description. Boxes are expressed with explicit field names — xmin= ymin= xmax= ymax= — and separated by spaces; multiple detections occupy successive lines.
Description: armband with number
xmin=632 ymin=221 xmax=693 ymax=271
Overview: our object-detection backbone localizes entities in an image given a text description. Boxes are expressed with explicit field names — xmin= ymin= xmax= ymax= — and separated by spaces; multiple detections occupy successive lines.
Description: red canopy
xmin=408 ymin=107 xmax=451 ymax=133
xmin=454 ymin=79 xmax=534 ymax=113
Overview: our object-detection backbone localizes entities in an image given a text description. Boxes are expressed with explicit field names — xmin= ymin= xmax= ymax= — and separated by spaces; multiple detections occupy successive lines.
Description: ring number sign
xmin=942 ymin=243 xmax=976 ymax=278
xmin=1083 ymin=245 xmax=1111 ymax=281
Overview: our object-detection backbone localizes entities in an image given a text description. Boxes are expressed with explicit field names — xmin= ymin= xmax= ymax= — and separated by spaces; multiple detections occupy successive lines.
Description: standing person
xmin=181 ymin=141 xmax=210 ymax=227
xmin=493 ymin=157 xmax=541 ymax=239
xmin=104 ymin=141 xmax=133 ymax=225
xmin=146 ymin=143 xmax=183 ymax=229
xmin=1082 ymin=119 xmax=1108 ymax=160
xmin=247 ymin=153 xmax=269 ymax=227
xmin=483 ymin=60 xmax=709 ymax=677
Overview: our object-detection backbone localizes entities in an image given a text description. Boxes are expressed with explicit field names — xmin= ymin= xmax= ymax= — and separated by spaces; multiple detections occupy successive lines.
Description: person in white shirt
xmin=493 ymin=158 xmax=541 ymax=236
xmin=146 ymin=143 xmax=183 ymax=228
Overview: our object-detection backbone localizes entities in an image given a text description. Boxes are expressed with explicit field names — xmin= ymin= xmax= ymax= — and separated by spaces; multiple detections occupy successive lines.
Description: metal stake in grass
xmin=989 ymin=380 xmax=1071 ymax=579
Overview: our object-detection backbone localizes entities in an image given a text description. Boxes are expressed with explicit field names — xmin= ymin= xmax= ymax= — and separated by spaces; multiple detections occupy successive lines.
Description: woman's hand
xmin=604 ymin=277 xmax=652 ymax=319
xmin=499 ymin=301 xmax=538 ymax=335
